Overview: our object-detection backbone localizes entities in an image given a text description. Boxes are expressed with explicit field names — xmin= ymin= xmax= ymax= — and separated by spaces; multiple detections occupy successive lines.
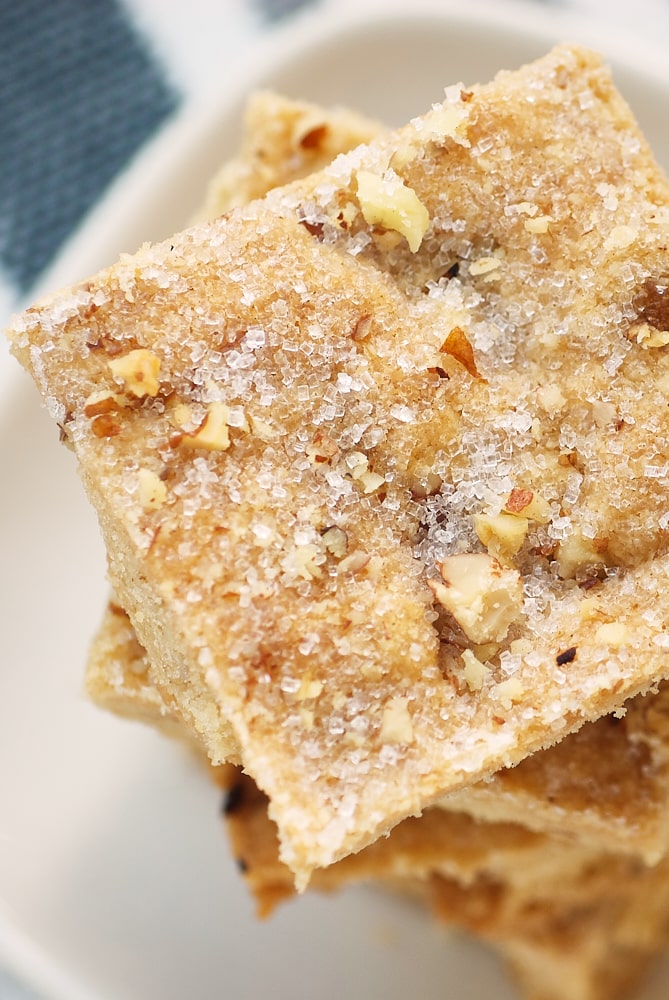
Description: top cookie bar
xmin=9 ymin=45 xmax=669 ymax=885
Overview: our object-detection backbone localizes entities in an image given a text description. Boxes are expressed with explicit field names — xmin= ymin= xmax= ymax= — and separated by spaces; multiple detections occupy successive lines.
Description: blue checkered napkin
xmin=0 ymin=0 xmax=320 ymax=314
xmin=0 ymin=0 xmax=178 ymax=300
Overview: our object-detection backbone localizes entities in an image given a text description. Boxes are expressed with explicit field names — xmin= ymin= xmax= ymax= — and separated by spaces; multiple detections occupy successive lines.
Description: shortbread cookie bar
xmin=90 ymin=597 xmax=669 ymax=861
xmin=194 ymin=90 xmax=381 ymax=221
xmin=90 ymin=596 xmax=664 ymax=1000
xmin=219 ymin=769 xmax=605 ymax=917
xmin=227 ymin=770 xmax=669 ymax=1000
xmin=88 ymin=90 xmax=669 ymax=864
xmin=10 ymin=45 xmax=669 ymax=883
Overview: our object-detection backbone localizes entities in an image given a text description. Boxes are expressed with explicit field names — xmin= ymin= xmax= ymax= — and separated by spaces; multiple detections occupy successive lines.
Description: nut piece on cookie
xmin=137 ymin=468 xmax=167 ymax=510
xmin=629 ymin=322 xmax=669 ymax=349
xmin=181 ymin=402 xmax=231 ymax=451
xmin=108 ymin=348 xmax=161 ymax=398
xmin=429 ymin=553 xmax=523 ymax=644
xmin=380 ymin=696 xmax=414 ymax=744
xmin=460 ymin=648 xmax=491 ymax=692
xmin=356 ymin=170 xmax=430 ymax=252
xmin=474 ymin=512 xmax=529 ymax=561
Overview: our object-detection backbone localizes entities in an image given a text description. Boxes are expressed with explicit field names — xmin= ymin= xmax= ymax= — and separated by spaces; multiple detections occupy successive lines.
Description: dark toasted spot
xmin=222 ymin=782 xmax=246 ymax=816
xmin=299 ymin=219 xmax=325 ymax=239
xmin=634 ymin=277 xmax=669 ymax=332
xmin=299 ymin=123 xmax=329 ymax=150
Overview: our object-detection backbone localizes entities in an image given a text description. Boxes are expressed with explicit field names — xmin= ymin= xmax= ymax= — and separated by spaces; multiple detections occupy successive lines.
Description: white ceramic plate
xmin=3 ymin=2 xmax=669 ymax=997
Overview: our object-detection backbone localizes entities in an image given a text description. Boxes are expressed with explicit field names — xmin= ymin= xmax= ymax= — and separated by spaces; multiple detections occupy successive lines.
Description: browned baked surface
xmin=10 ymin=45 xmax=669 ymax=882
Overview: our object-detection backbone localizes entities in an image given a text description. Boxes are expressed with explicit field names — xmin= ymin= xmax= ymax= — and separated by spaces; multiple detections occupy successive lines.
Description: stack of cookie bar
xmin=9 ymin=47 xmax=669 ymax=1000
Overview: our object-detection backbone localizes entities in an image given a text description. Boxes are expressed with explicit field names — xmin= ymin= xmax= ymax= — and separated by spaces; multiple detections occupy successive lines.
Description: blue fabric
xmin=0 ymin=968 xmax=42 ymax=1000
xmin=253 ymin=0 xmax=318 ymax=22
xmin=0 ymin=0 xmax=178 ymax=294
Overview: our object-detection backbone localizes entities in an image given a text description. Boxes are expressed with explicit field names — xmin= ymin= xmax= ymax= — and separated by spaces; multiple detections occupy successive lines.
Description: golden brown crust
xmin=10 ymin=46 xmax=669 ymax=882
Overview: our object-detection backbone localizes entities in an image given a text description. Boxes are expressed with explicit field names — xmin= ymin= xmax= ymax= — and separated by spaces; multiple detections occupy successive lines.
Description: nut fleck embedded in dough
xmin=248 ymin=414 xmax=275 ymax=441
xmin=321 ymin=526 xmax=348 ymax=558
xmin=524 ymin=215 xmax=553 ymax=234
xmin=138 ymin=468 xmax=167 ymax=510
xmin=629 ymin=322 xmax=669 ymax=349
xmin=346 ymin=452 xmax=370 ymax=479
xmin=495 ymin=677 xmax=525 ymax=708
xmin=306 ymin=431 xmax=339 ymax=464
xmin=504 ymin=488 xmax=551 ymax=523
xmin=422 ymin=104 xmax=471 ymax=147
xmin=90 ymin=413 xmax=121 ymax=438
xmin=460 ymin=648 xmax=491 ymax=692
xmin=474 ymin=511 xmax=529 ymax=559
xmin=595 ymin=622 xmax=630 ymax=646
xmin=440 ymin=326 xmax=484 ymax=380
xmin=83 ymin=390 xmax=124 ymax=418
xmin=358 ymin=471 xmax=385 ymax=494
xmin=356 ymin=170 xmax=430 ymax=253
xmin=469 ymin=256 xmax=502 ymax=276
xmin=108 ymin=348 xmax=160 ymax=398
xmin=345 ymin=452 xmax=384 ymax=492
xmin=338 ymin=550 xmax=370 ymax=575
xmin=504 ymin=488 xmax=535 ymax=514
xmin=429 ymin=553 xmax=523 ymax=643
xmin=181 ymin=402 xmax=231 ymax=451
xmin=380 ymin=696 xmax=414 ymax=744
xmin=288 ymin=544 xmax=323 ymax=581
xmin=351 ymin=314 xmax=373 ymax=342
xmin=556 ymin=530 xmax=608 ymax=580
